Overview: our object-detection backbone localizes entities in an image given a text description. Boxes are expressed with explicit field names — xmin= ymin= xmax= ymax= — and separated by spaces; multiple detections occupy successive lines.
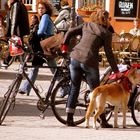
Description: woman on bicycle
xmin=61 ymin=9 xmax=122 ymax=127
xmin=19 ymin=1 xmax=57 ymax=95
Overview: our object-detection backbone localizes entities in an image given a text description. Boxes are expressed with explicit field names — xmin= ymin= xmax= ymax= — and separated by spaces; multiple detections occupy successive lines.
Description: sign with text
xmin=114 ymin=0 xmax=139 ymax=19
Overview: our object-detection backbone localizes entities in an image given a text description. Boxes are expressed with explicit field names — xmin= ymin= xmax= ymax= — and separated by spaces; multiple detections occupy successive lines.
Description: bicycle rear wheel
xmin=51 ymin=78 xmax=88 ymax=125
xmin=131 ymin=91 xmax=140 ymax=126
xmin=0 ymin=76 xmax=22 ymax=125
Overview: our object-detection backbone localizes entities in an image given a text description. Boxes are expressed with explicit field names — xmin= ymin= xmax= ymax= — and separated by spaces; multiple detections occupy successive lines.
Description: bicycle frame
xmin=16 ymin=53 xmax=69 ymax=108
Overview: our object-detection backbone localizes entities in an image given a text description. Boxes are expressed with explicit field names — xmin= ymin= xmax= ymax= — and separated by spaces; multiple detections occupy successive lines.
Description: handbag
xmin=40 ymin=32 xmax=64 ymax=56
xmin=9 ymin=36 xmax=24 ymax=56
xmin=40 ymin=17 xmax=64 ymax=56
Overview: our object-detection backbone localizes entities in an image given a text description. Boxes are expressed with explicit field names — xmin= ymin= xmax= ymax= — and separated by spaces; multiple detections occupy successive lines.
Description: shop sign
xmin=114 ymin=0 xmax=139 ymax=20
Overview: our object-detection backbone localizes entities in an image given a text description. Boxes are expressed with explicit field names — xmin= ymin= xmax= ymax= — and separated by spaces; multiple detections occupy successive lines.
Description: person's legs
xmin=81 ymin=64 xmax=112 ymax=128
xmin=47 ymin=57 xmax=69 ymax=97
xmin=47 ymin=57 xmax=57 ymax=74
xmin=66 ymin=58 xmax=83 ymax=126
xmin=81 ymin=64 xmax=100 ymax=90
xmin=19 ymin=68 xmax=39 ymax=95
xmin=1 ymin=53 xmax=12 ymax=66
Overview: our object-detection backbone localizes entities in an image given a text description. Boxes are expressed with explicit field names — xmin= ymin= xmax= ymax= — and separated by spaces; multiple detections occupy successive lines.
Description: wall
xmin=109 ymin=0 xmax=134 ymax=34
xmin=0 ymin=0 xmax=136 ymax=34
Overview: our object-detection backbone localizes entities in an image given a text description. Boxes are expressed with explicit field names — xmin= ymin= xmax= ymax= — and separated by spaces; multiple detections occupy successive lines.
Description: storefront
xmin=75 ymin=0 xmax=140 ymax=34
xmin=0 ymin=0 xmax=139 ymax=34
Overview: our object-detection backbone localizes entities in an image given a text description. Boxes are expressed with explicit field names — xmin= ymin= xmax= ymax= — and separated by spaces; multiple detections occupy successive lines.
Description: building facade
xmin=0 ymin=0 xmax=139 ymax=34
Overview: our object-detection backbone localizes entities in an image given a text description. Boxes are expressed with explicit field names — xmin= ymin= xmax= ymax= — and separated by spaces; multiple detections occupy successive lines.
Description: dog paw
xmin=114 ymin=125 xmax=119 ymax=128
xmin=93 ymin=126 xmax=99 ymax=130
xmin=85 ymin=120 xmax=89 ymax=128
xmin=85 ymin=125 xmax=90 ymax=128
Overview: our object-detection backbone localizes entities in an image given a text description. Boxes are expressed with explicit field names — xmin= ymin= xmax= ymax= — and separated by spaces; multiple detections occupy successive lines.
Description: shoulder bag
xmin=40 ymin=17 xmax=64 ymax=56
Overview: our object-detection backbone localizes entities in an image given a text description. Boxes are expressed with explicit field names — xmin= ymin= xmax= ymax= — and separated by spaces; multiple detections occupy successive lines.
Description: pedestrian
xmin=54 ymin=0 xmax=71 ymax=31
xmin=129 ymin=18 xmax=140 ymax=36
xmin=28 ymin=15 xmax=39 ymax=50
xmin=61 ymin=9 xmax=122 ymax=127
xmin=1 ymin=0 xmax=30 ymax=67
xmin=19 ymin=1 xmax=57 ymax=95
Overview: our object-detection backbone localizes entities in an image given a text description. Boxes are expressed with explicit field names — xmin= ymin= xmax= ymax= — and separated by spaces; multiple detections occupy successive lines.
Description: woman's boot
xmin=66 ymin=113 xmax=76 ymax=126
xmin=100 ymin=113 xmax=113 ymax=128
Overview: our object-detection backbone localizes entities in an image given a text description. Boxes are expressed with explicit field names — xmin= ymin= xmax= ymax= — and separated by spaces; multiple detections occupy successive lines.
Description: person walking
xmin=1 ymin=0 xmax=30 ymax=67
xmin=54 ymin=0 xmax=71 ymax=31
xmin=61 ymin=9 xmax=122 ymax=127
xmin=19 ymin=1 xmax=57 ymax=95
xmin=129 ymin=18 xmax=140 ymax=36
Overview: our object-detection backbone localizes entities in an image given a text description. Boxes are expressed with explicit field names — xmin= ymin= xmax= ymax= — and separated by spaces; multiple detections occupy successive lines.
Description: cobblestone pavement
xmin=0 ymin=62 xmax=140 ymax=140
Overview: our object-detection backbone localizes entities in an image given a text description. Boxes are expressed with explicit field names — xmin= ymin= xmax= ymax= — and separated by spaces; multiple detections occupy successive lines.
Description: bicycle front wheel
xmin=0 ymin=76 xmax=22 ymax=125
xmin=131 ymin=91 xmax=140 ymax=126
xmin=51 ymin=78 xmax=88 ymax=126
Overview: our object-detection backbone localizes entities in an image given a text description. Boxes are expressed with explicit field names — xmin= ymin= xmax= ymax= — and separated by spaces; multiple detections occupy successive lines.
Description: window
xmin=22 ymin=0 xmax=37 ymax=12
xmin=83 ymin=0 xmax=105 ymax=7
xmin=23 ymin=0 xmax=33 ymax=4
xmin=76 ymin=0 xmax=105 ymax=10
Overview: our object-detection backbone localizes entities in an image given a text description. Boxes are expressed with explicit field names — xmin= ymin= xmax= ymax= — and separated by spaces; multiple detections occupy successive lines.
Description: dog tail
xmin=85 ymin=91 xmax=96 ymax=120
xmin=85 ymin=87 xmax=102 ymax=119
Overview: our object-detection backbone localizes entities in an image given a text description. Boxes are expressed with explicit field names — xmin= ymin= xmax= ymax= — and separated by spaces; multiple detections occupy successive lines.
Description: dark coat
xmin=63 ymin=22 xmax=118 ymax=72
xmin=9 ymin=1 xmax=30 ymax=38
xmin=29 ymin=23 xmax=44 ymax=66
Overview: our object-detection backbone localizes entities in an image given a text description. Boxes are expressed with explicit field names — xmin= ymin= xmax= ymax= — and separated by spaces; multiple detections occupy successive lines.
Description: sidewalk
xmin=0 ymin=62 xmax=140 ymax=140
xmin=0 ymin=61 xmax=107 ymax=78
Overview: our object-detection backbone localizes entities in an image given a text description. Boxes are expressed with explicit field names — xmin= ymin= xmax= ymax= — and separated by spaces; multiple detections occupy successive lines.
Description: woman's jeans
xmin=19 ymin=58 xmax=57 ymax=95
xmin=66 ymin=58 xmax=100 ymax=114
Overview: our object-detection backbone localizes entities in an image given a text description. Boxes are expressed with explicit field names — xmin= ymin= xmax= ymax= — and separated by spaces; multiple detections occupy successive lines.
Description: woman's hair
xmin=31 ymin=15 xmax=39 ymax=25
xmin=94 ymin=9 xmax=109 ymax=28
xmin=37 ymin=1 xmax=53 ymax=16
xmin=61 ymin=0 xmax=69 ymax=7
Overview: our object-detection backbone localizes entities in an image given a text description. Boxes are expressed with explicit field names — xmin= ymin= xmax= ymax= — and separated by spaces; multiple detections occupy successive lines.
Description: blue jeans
xmin=66 ymin=58 xmax=99 ymax=113
xmin=19 ymin=58 xmax=57 ymax=95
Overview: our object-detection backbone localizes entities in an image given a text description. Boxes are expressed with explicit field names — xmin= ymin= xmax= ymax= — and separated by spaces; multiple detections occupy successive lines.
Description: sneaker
xmin=100 ymin=122 xmax=113 ymax=128
xmin=18 ymin=90 xmax=26 ymax=95
xmin=1 ymin=63 xmax=8 ymax=69
xmin=58 ymin=85 xmax=70 ymax=98
xmin=66 ymin=121 xmax=76 ymax=127
xmin=66 ymin=113 xmax=76 ymax=127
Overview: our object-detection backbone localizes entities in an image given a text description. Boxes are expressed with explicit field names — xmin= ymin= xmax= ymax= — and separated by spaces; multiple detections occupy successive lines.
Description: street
xmin=0 ymin=62 xmax=140 ymax=140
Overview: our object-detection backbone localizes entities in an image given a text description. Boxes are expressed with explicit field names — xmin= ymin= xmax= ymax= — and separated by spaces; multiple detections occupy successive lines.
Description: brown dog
xmin=85 ymin=67 xmax=140 ymax=129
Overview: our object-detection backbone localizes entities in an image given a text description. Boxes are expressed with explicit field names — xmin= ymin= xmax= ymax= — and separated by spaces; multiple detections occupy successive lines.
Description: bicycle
xmin=1 ymin=40 xmax=140 ymax=126
xmin=0 ymin=44 xmax=87 ymax=125
xmin=0 ymin=39 xmax=115 ymax=126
